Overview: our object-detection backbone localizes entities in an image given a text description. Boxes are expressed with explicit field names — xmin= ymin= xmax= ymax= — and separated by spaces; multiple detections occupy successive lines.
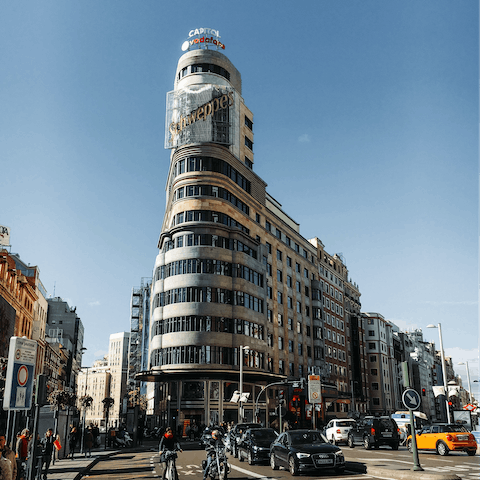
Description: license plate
xmin=316 ymin=459 xmax=333 ymax=464
xmin=457 ymin=435 xmax=469 ymax=441
xmin=382 ymin=432 xmax=392 ymax=437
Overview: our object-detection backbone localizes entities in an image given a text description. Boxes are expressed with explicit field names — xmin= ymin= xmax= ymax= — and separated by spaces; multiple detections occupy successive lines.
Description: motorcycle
xmin=202 ymin=439 xmax=230 ymax=480
xmin=115 ymin=431 xmax=133 ymax=447
xmin=163 ymin=449 xmax=179 ymax=480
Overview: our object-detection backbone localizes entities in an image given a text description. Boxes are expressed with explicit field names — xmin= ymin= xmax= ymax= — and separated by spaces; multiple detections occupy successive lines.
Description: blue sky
xmin=1 ymin=1 xmax=478 ymax=394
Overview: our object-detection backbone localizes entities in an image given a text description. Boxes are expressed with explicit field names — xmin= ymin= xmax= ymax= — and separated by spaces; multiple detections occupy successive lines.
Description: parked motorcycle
xmin=115 ymin=431 xmax=133 ymax=447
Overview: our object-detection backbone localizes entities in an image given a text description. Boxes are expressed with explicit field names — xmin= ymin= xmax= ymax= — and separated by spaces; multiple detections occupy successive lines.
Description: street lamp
xmin=239 ymin=345 xmax=249 ymax=422
xmin=427 ymin=324 xmax=451 ymax=423
xmin=458 ymin=362 xmax=473 ymax=404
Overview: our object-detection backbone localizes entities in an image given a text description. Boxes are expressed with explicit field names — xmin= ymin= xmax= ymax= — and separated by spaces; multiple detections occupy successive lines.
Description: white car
xmin=325 ymin=419 xmax=357 ymax=445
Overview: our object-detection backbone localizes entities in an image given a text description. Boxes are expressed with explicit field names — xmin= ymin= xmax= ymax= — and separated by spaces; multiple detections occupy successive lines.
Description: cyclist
xmin=159 ymin=427 xmax=182 ymax=480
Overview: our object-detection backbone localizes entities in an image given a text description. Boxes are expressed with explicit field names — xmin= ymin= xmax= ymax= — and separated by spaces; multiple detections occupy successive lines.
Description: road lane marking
xmin=230 ymin=464 xmax=276 ymax=479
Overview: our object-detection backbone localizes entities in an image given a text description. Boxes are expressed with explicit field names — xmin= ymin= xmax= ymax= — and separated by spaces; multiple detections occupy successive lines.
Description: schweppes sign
xmin=169 ymin=92 xmax=234 ymax=139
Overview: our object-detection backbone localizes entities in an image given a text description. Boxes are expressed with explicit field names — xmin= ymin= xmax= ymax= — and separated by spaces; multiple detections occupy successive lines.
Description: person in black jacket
xmin=38 ymin=429 xmax=54 ymax=480
xmin=158 ymin=427 xmax=182 ymax=480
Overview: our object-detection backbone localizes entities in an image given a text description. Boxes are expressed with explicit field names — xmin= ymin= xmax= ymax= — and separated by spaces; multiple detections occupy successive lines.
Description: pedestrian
xmin=67 ymin=425 xmax=77 ymax=460
xmin=38 ymin=428 xmax=54 ymax=480
xmin=16 ymin=428 xmax=29 ymax=480
xmin=0 ymin=432 xmax=15 ymax=480
xmin=84 ymin=427 xmax=93 ymax=458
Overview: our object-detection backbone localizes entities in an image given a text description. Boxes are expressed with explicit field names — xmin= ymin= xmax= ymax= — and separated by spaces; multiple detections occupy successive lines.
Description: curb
xmin=346 ymin=461 xmax=461 ymax=480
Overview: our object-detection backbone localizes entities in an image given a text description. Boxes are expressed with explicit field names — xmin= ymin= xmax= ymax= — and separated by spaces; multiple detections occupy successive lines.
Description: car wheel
xmin=467 ymin=450 xmax=476 ymax=456
xmin=348 ymin=435 xmax=355 ymax=448
xmin=436 ymin=441 xmax=449 ymax=456
xmin=407 ymin=440 xmax=412 ymax=453
xmin=363 ymin=437 xmax=371 ymax=450
xmin=270 ymin=453 xmax=279 ymax=470
xmin=247 ymin=451 xmax=254 ymax=465
xmin=289 ymin=456 xmax=299 ymax=476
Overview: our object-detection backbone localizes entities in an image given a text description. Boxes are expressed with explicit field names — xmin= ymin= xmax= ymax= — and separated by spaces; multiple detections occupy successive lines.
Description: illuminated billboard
xmin=165 ymin=85 xmax=235 ymax=149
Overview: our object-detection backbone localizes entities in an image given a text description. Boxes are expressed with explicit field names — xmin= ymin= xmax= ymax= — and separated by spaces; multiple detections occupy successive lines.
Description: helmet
xmin=212 ymin=429 xmax=219 ymax=440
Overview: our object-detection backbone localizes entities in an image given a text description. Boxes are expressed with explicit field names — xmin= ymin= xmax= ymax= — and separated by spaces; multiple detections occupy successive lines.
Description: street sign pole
xmin=402 ymin=362 xmax=423 ymax=472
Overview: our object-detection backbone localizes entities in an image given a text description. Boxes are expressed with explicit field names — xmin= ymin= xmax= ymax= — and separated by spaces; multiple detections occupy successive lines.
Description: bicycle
xmin=162 ymin=449 xmax=179 ymax=480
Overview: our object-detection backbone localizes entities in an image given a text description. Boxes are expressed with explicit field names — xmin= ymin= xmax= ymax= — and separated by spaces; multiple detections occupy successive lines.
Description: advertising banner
xmin=165 ymin=85 xmax=235 ymax=149
xmin=3 ymin=337 xmax=37 ymax=410
xmin=0 ymin=225 xmax=10 ymax=246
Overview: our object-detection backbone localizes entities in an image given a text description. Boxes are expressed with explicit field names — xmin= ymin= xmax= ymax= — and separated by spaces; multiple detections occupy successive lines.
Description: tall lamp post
xmin=239 ymin=345 xmax=249 ymax=422
xmin=458 ymin=362 xmax=472 ymax=404
xmin=427 ymin=324 xmax=451 ymax=423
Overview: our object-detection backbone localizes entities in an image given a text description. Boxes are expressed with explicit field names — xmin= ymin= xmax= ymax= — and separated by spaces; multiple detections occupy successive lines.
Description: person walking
xmin=15 ymin=429 xmax=29 ymax=480
xmin=84 ymin=427 xmax=93 ymax=458
xmin=38 ymin=429 xmax=54 ymax=480
xmin=0 ymin=431 xmax=15 ymax=480
xmin=67 ymin=425 xmax=77 ymax=460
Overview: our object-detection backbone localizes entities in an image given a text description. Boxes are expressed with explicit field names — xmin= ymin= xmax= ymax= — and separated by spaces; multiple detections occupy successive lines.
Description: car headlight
xmin=296 ymin=452 xmax=311 ymax=459
xmin=334 ymin=450 xmax=344 ymax=456
xmin=252 ymin=446 xmax=258 ymax=452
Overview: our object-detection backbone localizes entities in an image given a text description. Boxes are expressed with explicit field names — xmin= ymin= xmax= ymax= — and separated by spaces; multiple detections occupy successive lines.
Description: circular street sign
xmin=312 ymin=392 xmax=319 ymax=399
xmin=17 ymin=365 xmax=29 ymax=387
xmin=402 ymin=388 xmax=421 ymax=410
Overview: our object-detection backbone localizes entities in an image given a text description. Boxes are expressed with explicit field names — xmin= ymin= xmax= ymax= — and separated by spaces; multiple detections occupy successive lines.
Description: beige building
xmin=142 ymin=37 xmax=364 ymax=430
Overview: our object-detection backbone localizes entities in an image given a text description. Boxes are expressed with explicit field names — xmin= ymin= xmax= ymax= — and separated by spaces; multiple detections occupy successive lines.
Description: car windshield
xmin=290 ymin=432 xmax=326 ymax=445
xmin=376 ymin=419 xmax=395 ymax=429
xmin=251 ymin=430 xmax=277 ymax=441
xmin=337 ymin=421 xmax=355 ymax=427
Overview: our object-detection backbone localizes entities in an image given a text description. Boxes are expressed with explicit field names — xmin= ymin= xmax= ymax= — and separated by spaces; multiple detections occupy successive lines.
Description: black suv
xmin=347 ymin=416 xmax=400 ymax=450
xmin=238 ymin=428 xmax=278 ymax=464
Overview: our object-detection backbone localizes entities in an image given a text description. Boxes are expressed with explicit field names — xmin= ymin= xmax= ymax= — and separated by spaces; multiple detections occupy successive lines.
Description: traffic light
xmin=36 ymin=375 xmax=48 ymax=406
xmin=422 ymin=388 xmax=426 ymax=396
xmin=279 ymin=390 xmax=284 ymax=401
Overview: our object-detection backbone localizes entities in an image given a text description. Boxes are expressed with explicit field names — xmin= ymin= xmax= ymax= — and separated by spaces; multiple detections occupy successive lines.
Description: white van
xmin=325 ymin=418 xmax=357 ymax=445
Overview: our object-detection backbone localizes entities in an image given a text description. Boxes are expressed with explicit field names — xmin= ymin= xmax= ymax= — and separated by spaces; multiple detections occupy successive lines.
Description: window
xmin=245 ymin=157 xmax=253 ymax=169
xmin=371 ymin=369 xmax=378 ymax=375
xmin=267 ymin=333 xmax=273 ymax=347
xmin=288 ymin=318 xmax=293 ymax=330
xmin=372 ymin=382 xmax=379 ymax=390
xmin=369 ymin=355 xmax=377 ymax=362
xmin=266 ymin=242 xmax=272 ymax=253
xmin=277 ymin=269 xmax=283 ymax=282
xmin=295 ymin=243 xmax=300 ymax=253
xmin=296 ymin=263 xmax=300 ymax=273
xmin=265 ymin=221 xmax=271 ymax=232
xmin=373 ymin=398 xmax=380 ymax=406
xmin=245 ymin=136 xmax=253 ymax=150
xmin=306 ymin=325 xmax=311 ymax=337
xmin=285 ymin=236 xmax=291 ymax=247
xmin=244 ymin=115 xmax=253 ymax=130
xmin=268 ymin=309 xmax=273 ymax=323
xmin=287 ymin=256 xmax=292 ymax=267
xmin=256 ymin=213 xmax=260 ymax=223
xmin=287 ymin=297 xmax=293 ymax=309
xmin=276 ymin=228 xmax=282 ymax=239
xmin=369 ymin=330 xmax=375 ymax=336
xmin=277 ymin=291 xmax=283 ymax=304
xmin=267 ymin=286 xmax=272 ymax=299
xmin=277 ymin=314 xmax=283 ymax=326
xmin=297 ymin=322 xmax=302 ymax=334
xmin=288 ymin=340 xmax=294 ymax=352
xmin=267 ymin=263 xmax=272 ymax=276
xmin=298 ymin=343 xmax=303 ymax=355
xmin=287 ymin=275 xmax=292 ymax=287
xmin=369 ymin=342 xmax=375 ymax=349
xmin=296 ymin=281 xmax=301 ymax=293
xmin=296 ymin=301 xmax=301 ymax=313
xmin=277 ymin=250 xmax=283 ymax=261
xmin=278 ymin=337 xmax=284 ymax=349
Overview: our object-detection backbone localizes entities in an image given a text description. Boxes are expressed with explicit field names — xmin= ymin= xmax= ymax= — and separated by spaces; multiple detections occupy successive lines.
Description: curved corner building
xmin=146 ymin=38 xmax=328 ymax=428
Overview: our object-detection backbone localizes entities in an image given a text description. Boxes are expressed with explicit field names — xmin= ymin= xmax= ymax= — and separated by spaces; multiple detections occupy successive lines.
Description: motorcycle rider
xmin=159 ymin=427 xmax=182 ymax=480
xmin=203 ymin=429 xmax=224 ymax=480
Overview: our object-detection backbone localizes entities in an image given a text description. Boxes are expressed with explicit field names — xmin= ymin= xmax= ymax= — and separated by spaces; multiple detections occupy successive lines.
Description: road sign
xmin=402 ymin=388 xmax=421 ymax=410
xmin=308 ymin=375 xmax=322 ymax=404
xmin=3 ymin=337 xmax=37 ymax=410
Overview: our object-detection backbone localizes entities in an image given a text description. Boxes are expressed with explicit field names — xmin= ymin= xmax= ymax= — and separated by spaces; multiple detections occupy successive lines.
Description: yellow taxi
xmin=407 ymin=424 xmax=477 ymax=456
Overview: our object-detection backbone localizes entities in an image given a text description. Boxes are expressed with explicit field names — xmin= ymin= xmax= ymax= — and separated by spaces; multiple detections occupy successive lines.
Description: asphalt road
xmin=80 ymin=443 xmax=480 ymax=480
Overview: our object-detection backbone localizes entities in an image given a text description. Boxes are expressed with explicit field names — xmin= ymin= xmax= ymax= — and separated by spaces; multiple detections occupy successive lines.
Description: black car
xmin=270 ymin=429 xmax=345 ymax=475
xmin=347 ymin=416 xmax=400 ymax=450
xmin=228 ymin=423 xmax=261 ymax=458
xmin=238 ymin=428 xmax=278 ymax=465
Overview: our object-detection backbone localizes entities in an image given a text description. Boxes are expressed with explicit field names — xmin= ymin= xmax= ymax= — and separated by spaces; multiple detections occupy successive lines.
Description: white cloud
xmin=88 ymin=300 xmax=101 ymax=307
xmin=298 ymin=134 xmax=310 ymax=143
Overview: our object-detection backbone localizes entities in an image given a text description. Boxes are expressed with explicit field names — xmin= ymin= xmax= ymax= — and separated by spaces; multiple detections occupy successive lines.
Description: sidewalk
xmin=44 ymin=449 xmax=121 ymax=480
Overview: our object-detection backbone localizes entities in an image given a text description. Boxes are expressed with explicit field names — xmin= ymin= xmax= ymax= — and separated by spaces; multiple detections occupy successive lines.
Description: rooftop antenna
xmin=53 ymin=281 xmax=56 ymax=297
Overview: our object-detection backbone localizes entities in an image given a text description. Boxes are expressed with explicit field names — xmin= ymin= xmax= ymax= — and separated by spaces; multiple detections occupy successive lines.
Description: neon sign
xmin=182 ymin=28 xmax=225 ymax=51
